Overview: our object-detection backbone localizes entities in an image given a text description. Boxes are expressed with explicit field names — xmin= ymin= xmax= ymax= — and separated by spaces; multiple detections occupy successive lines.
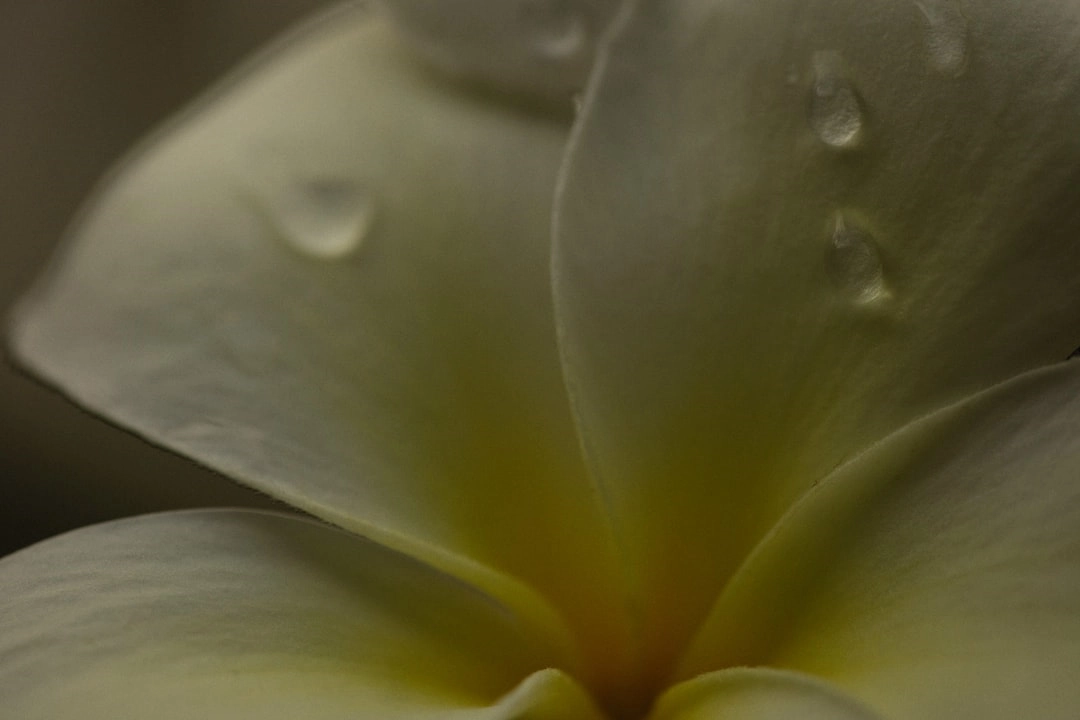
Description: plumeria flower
xmin=3 ymin=0 xmax=1080 ymax=717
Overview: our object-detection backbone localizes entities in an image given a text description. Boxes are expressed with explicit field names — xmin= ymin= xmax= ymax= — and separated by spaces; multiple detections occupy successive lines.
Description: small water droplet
xmin=246 ymin=156 xmax=375 ymax=260
xmin=809 ymin=51 xmax=865 ymax=150
xmin=572 ymin=92 xmax=584 ymax=114
xmin=915 ymin=0 xmax=969 ymax=77
xmin=520 ymin=0 xmax=588 ymax=61
xmin=825 ymin=214 xmax=890 ymax=303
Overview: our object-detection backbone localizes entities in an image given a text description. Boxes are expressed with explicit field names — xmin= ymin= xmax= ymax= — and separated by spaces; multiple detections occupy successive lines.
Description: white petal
xmin=554 ymin=0 xmax=1080 ymax=671
xmin=12 ymin=5 xmax=628 ymax=682
xmin=0 ymin=510 xmax=604 ymax=719
xmin=679 ymin=362 xmax=1080 ymax=719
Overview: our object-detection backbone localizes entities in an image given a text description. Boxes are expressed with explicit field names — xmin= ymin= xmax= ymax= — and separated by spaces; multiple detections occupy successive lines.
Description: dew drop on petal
xmin=519 ymin=0 xmax=588 ymax=62
xmin=825 ymin=214 xmax=890 ymax=304
xmin=246 ymin=156 xmax=376 ymax=260
xmin=915 ymin=0 xmax=969 ymax=77
xmin=810 ymin=51 xmax=865 ymax=150
xmin=572 ymin=92 xmax=584 ymax=115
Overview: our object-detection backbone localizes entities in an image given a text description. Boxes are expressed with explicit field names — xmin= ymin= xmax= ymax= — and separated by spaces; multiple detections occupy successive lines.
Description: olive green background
xmin=0 ymin=2 xmax=331 ymax=555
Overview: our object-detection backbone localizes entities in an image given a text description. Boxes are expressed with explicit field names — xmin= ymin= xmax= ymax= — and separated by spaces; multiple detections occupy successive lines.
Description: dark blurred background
xmin=0 ymin=1 xmax=330 ymax=555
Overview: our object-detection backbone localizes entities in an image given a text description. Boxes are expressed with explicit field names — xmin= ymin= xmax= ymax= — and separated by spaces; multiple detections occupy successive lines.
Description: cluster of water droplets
xmin=809 ymin=2 xmax=968 ymax=306
xmin=240 ymin=0 xmax=970 ymax=291
xmin=805 ymin=51 xmax=887 ymax=305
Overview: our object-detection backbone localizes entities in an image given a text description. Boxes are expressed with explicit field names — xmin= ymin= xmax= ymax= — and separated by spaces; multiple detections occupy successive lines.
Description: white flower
xmin=3 ymin=1 xmax=1080 ymax=718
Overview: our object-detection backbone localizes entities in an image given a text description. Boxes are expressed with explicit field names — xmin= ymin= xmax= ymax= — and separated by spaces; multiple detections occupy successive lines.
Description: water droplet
xmin=915 ymin=0 xmax=969 ymax=77
xmin=520 ymin=0 xmax=588 ymax=61
xmin=825 ymin=214 xmax=890 ymax=303
xmin=246 ymin=157 xmax=375 ymax=260
xmin=809 ymin=51 xmax=865 ymax=150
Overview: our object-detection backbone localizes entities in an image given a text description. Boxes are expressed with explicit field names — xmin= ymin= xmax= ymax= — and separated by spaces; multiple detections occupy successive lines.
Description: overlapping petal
xmin=381 ymin=0 xmax=620 ymax=102
xmin=0 ymin=510 xmax=603 ymax=720
xmin=10 ymin=4 xmax=629 ymax=685
xmin=652 ymin=668 xmax=883 ymax=720
xmin=677 ymin=362 xmax=1080 ymax=718
xmin=554 ymin=0 xmax=1080 ymax=669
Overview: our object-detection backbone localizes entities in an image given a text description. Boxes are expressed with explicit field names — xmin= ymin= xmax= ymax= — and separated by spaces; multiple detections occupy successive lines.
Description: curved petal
xmin=554 ymin=0 xmax=1080 ymax=670
xmin=0 ymin=510 xmax=604 ymax=719
xmin=651 ymin=668 xmax=883 ymax=720
xmin=678 ymin=362 xmax=1080 ymax=718
xmin=10 ymin=5 xmax=628 ymax=684
xmin=381 ymin=0 xmax=621 ymax=103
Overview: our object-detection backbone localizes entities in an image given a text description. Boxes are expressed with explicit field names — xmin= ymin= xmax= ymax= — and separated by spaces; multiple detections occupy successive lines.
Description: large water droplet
xmin=520 ymin=0 xmax=587 ymax=61
xmin=809 ymin=51 xmax=865 ymax=150
xmin=915 ymin=0 xmax=969 ymax=77
xmin=247 ymin=157 xmax=375 ymax=260
xmin=825 ymin=214 xmax=890 ymax=304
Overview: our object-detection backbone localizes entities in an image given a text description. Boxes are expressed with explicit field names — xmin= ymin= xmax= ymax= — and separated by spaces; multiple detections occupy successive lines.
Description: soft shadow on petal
xmin=381 ymin=0 xmax=620 ymax=104
xmin=555 ymin=0 xmax=1080 ymax=672
xmin=0 ymin=509 xmax=604 ymax=719
xmin=678 ymin=362 xmax=1080 ymax=719
xmin=10 ymin=4 xmax=628 ymax=687
xmin=651 ymin=667 xmax=883 ymax=720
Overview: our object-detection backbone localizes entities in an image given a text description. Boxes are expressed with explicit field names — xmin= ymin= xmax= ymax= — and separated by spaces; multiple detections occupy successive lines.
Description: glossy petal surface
xmin=555 ymin=0 xmax=1080 ymax=669
xmin=651 ymin=668 xmax=883 ymax=720
xmin=0 ymin=510 xmax=603 ymax=720
xmin=11 ymin=5 xmax=627 ymax=680
xmin=381 ymin=0 xmax=620 ymax=102
xmin=679 ymin=362 xmax=1080 ymax=719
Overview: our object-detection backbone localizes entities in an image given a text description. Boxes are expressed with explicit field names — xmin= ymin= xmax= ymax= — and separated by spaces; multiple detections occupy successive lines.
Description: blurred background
xmin=0 ymin=1 xmax=331 ymax=555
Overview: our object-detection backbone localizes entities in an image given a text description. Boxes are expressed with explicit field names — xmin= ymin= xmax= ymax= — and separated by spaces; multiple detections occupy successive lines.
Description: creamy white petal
xmin=678 ymin=362 xmax=1080 ymax=719
xmin=0 ymin=510 xmax=604 ymax=720
xmin=11 ymin=5 xmax=628 ymax=681
xmin=380 ymin=0 xmax=620 ymax=102
xmin=651 ymin=668 xmax=884 ymax=720
xmin=554 ymin=0 xmax=1080 ymax=671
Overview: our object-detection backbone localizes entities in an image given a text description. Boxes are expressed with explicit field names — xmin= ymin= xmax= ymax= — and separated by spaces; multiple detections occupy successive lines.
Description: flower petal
xmin=0 ymin=510 xmax=604 ymax=720
xmin=651 ymin=668 xmax=883 ymax=720
xmin=678 ymin=362 xmax=1080 ymax=718
xmin=554 ymin=0 xmax=1080 ymax=668
xmin=381 ymin=0 xmax=620 ymax=103
xmin=11 ymin=4 xmax=628 ymax=682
